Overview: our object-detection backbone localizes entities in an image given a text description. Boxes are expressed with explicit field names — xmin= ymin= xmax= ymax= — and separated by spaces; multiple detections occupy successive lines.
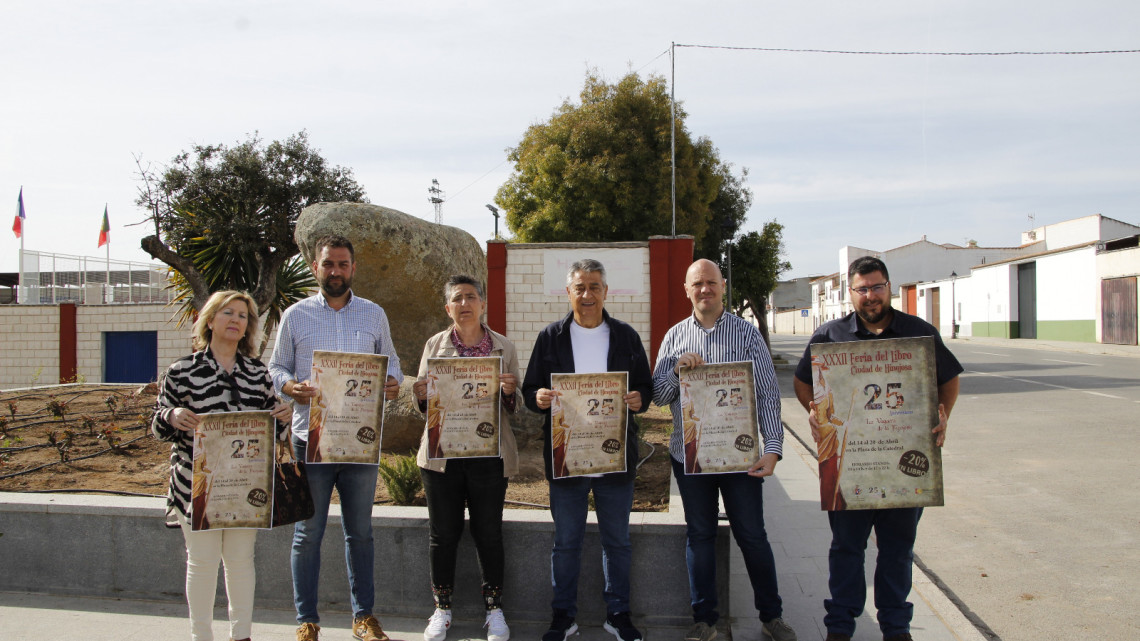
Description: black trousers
xmin=420 ymin=458 xmax=508 ymax=607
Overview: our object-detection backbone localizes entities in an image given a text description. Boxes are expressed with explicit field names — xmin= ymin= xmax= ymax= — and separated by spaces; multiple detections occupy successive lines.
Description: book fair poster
xmin=678 ymin=361 xmax=760 ymax=474
xmin=307 ymin=351 xmax=388 ymax=464
xmin=424 ymin=356 xmax=502 ymax=460
xmin=191 ymin=411 xmax=275 ymax=531
xmin=549 ymin=372 xmax=628 ymax=478
xmin=809 ymin=336 xmax=944 ymax=511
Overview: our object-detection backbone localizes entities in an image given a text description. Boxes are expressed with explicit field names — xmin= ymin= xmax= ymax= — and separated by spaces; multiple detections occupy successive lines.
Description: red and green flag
xmin=98 ymin=206 xmax=110 ymax=247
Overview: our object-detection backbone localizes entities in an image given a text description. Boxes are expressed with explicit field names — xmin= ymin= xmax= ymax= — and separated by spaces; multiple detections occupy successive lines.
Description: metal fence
xmin=17 ymin=250 xmax=173 ymax=305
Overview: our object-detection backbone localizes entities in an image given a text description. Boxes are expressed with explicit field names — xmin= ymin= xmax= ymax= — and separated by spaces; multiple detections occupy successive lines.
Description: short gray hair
xmin=566 ymin=259 xmax=607 ymax=287
xmin=444 ymin=274 xmax=485 ymax=301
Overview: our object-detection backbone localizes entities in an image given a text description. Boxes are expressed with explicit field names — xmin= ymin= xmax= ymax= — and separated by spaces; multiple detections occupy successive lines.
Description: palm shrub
xmin=377 ymin=454 xmax=422 ymax=505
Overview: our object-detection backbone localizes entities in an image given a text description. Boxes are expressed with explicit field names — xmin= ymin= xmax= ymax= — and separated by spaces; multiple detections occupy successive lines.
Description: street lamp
xmin=486 ymin=204 xmax=500 ymax=239
xmin=950 ymin=271 xmax=958 ymax=339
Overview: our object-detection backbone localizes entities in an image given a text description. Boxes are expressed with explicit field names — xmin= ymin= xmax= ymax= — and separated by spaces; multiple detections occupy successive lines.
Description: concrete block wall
xmin=0 ymin=305 xmax=61 ymax=387
xmin=0 ymin=491 xmax=726 ymax=627
xmin=504 ymin=245 xmax=652 ymax=377
xmin=76 ymin=304 xmax=191 ymax=383
xmin=0 ymin=303 xmax=283 ymax=390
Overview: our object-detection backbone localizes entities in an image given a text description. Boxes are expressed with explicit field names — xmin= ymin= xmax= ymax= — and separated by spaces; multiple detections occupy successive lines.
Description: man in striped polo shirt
xmin=652 ymin=259 xmax=797 ymax=641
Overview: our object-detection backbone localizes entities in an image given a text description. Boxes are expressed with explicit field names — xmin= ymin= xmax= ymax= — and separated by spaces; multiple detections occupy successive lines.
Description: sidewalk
xmin=727 ymin=397 xmax=988 ymax=641
xmin=1 ymin=402 xmax=986 ymax=641
xmin=948 ymin=334 xmax=1140 ymax=358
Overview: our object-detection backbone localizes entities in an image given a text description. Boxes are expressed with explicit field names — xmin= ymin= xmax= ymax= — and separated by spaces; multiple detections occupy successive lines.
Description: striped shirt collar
xmin=687 ymin=309 xmax=727 ymax=331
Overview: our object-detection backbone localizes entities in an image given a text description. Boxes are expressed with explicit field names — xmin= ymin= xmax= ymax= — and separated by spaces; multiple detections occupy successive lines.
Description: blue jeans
xmin=825 ymin=507 xmax=922 ymax=637
xmin=672 ymin=458 xmax=783 ymax=624
xmin=292 ymin=437 xmax=379 ymax=624
xmin=548 ymin=474 xmax=634 ymax=617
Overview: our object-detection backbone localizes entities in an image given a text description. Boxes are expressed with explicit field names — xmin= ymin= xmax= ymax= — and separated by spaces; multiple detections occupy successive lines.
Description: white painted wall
xmin=1021 ymin=214 xmax=1140 ymax=249
xmin=960 ymin=263 xmax=1017 ymax=329
xmin=1097 ymin=245 xmax=1140 ymax=279
xmin=1036 ymin=247 xmax=1097 ymax=323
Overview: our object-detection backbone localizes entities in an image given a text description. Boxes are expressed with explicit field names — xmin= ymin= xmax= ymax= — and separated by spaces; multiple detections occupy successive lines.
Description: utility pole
xmin=428 ymin=179 xmax=444 ymax=225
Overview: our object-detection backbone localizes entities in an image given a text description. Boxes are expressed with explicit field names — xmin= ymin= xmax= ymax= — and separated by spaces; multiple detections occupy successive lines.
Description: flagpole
xmin=17 ymin=187 xmax=25 ymax=304
xmin=104 ymin=204 xmax=110 ymax=304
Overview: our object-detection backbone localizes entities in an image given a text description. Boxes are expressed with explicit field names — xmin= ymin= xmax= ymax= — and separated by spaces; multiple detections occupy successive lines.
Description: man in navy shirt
xmin=793 ymin=256 xmax=962 ymax=641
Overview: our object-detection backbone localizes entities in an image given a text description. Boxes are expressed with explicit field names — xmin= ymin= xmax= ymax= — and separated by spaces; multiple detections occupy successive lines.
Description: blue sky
xmin=3 ymin=1 xmax=1138 ymax=280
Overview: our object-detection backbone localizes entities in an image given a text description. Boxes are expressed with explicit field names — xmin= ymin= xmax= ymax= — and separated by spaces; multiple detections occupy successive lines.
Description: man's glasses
xmin=849 ymin=282 xmax=889 ymax=296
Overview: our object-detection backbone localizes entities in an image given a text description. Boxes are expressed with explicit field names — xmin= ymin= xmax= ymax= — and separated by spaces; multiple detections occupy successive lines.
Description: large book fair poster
xmin=678 ymin=361 xmax=761 ymax=474
xmin=307 ymin=351 xmax=388 ymax=464
xmin=191 ymin=411 xmax=275 ymax=531
xmin=424 ymin=357 xmax=502 ymax=460
xmin=809 ymin=336 xmax=944 ymax=511
xmin=549 ymin=372 xmax=628 ymax=478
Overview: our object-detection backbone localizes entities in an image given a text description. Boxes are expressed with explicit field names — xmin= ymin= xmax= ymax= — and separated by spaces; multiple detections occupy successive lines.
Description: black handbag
xmin=272 ymin=440 xmax=314 ymax=527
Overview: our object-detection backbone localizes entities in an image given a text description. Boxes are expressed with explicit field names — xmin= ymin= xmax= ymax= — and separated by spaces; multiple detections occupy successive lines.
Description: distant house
xmin=910 ymin=215 xmax=1140 ymax=343
xmin=790 ymin=214 xmax=1140 ymax=345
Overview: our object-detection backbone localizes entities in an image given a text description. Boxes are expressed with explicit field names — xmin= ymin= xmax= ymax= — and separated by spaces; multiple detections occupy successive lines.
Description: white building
xmin=795 ymin=214 xmax=1140 ymax=345
xmin=909 ymin=215 xmax=1140 ymax=343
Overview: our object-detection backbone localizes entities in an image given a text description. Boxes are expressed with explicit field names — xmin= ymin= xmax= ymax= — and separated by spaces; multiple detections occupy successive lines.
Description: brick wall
xmin=503 ymin=244 xmax=651 ymax=377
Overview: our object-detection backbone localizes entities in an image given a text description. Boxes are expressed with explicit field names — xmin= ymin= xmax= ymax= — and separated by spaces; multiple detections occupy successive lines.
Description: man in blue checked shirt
xmin=652 ymin=259 xmax=797 ymax=641
xmin=269 ymin=234 xmax=402 ymax=641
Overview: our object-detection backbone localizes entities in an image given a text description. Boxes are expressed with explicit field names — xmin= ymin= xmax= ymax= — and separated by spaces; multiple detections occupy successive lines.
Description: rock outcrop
xmin=296 ymin=202 xmax=488 ymax=453
xmin=295 ymin=202 xmax=487 ymax=374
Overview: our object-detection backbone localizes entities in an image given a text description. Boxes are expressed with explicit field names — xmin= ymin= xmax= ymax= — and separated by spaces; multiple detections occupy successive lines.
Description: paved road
xmin=769 ymin=332 xmax=1140 ymax=641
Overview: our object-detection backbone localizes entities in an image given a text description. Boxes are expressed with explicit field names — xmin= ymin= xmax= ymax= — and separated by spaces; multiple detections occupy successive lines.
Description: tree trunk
xmin=140 ymin=235 xmax=210 ymax=312
xmin=749 ymin=300 xmax=771 ymax=347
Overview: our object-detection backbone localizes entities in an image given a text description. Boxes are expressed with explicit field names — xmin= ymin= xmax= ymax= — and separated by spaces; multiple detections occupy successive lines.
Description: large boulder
xmin=295 ymin=202 xmax=487 ymax=374
xmin=296 ymin=202 xmax=488 ymax=452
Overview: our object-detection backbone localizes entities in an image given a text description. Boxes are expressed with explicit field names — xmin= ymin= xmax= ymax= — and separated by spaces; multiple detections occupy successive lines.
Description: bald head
xmin=685 ymin=259 xmax=726 ymax=324
xmin=686 ymin=259 xmax=723 ymax=283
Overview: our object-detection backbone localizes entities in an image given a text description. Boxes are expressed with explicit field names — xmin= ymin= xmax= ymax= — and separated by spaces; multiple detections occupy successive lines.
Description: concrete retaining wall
xmin=0 ymin=491 xmax=726 ymax=626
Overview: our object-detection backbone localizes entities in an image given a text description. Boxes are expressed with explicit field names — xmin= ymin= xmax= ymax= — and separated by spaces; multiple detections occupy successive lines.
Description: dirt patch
xmin=0 ymin=385 xmax=674 ymax=511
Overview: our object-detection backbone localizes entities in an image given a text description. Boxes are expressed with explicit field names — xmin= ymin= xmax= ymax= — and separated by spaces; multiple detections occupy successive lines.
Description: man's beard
xmin=321 ymin=275 xmax=351 ymax=298
xmin=855 ymin=301 xmax=889 ymax=326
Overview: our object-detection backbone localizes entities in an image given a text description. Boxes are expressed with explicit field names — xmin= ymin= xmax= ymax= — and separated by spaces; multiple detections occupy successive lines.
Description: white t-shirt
xmin=568 ymin=320 xmax=611 ymax=478
xmin=570 ymin=321 xmax=610 ymax=373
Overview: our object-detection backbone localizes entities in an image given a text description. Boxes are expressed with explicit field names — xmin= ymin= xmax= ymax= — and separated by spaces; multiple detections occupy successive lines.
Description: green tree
xmin=495 ymin=72 xmax=750 ymax=247
xmin=726 ymin=221 xmax=791 ymax=345
xmin=135 ymin=130 xmax=367 ymax=317
xmin=695 ymin=164 xmax=752 ymax=263
xmin=166 ymin=232 xmax=317 ymax=354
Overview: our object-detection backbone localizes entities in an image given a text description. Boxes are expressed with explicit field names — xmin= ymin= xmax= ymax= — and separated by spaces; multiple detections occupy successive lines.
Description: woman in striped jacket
xmin=152 ymin=290 xmax=292 ymax=641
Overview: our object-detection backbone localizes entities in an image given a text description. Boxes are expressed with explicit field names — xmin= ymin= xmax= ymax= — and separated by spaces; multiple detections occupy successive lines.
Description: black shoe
xmin=603 ymin=611 xmax=643 ymax=641
xmin=542 ymin=610 xmax=578 ymax=641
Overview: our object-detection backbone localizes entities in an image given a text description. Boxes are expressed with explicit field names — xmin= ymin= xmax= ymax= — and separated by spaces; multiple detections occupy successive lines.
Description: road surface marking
xmin=975 ymin=352 xmax=1006 ymax=357
xmin=968 ymin=371 xmax=1129 ymax=401
xmin=1013 ymin=378 xmax=1069 ymax=389
xmin=1043 ymin=358 xmax=1090 ymax=366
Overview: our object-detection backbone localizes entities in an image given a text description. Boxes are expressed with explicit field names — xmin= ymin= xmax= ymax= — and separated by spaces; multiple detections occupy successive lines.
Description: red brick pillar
xmin=648 ymin=236 xmax=695 ymax=368
xmin=487 ymin=240 xmax=509 ymax=336
xmin=59 ymin=303 xmax=77 ymax=383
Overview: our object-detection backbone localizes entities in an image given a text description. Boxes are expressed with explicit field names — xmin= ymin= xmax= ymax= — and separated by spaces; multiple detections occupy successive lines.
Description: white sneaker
xmin=425 ymin=608 xmax=452 ymax=641
xmin=485 ymin=608 xmax=510 ymax=641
